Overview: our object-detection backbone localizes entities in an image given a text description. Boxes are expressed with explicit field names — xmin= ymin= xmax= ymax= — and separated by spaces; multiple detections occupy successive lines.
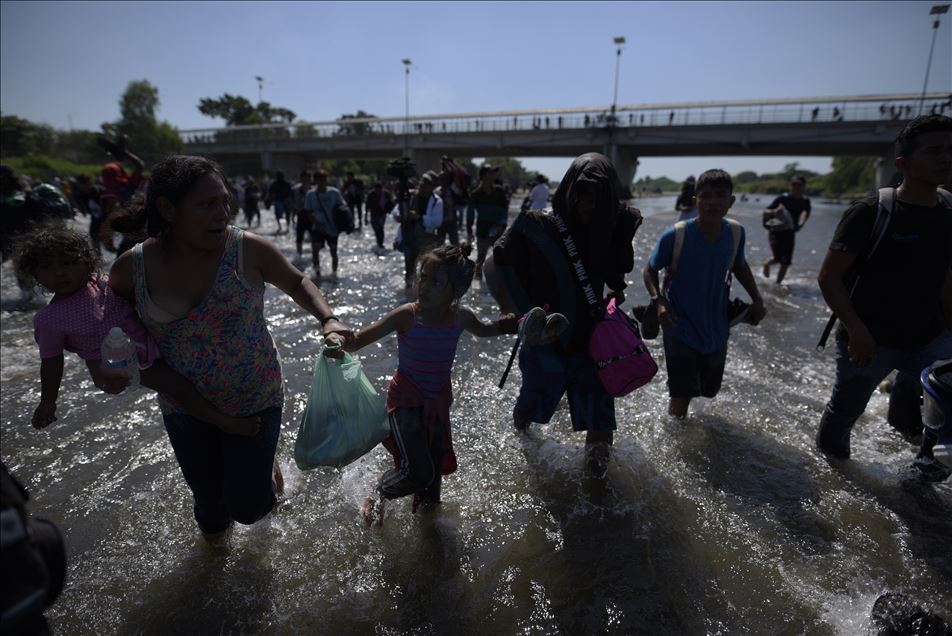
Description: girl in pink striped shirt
xmin=343 ymin=242 xmax=517 ymax=525
xmin=14 ymin=225 xmax=258 ymax=436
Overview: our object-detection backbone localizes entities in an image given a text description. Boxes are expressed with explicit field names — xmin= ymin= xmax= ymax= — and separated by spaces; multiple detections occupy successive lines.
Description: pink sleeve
xmin=34 ymin=313 xmax=66 ymax=359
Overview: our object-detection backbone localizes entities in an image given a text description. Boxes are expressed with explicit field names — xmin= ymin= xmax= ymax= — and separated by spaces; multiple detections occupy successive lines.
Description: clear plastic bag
xmin=293 ymin=349 xmax=390 ymax=470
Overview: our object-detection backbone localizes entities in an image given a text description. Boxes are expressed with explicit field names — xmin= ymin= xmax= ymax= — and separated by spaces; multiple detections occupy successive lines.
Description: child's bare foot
xmin=216 ymin=415 xmax=260 ymax=437
xmin=272 ymin=455 xmax=284 ymax=496
xmin=360 ymin=496 xmax=384 ymax=526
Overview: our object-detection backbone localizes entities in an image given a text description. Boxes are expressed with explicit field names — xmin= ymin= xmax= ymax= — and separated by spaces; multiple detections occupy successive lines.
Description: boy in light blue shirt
xmin=643 ymin=169 xmax=767 ymax=418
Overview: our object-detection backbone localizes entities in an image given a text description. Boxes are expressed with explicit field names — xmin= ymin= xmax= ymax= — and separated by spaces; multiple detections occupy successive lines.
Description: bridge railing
xmin=180 ymin=93 xmax=951 ymax=145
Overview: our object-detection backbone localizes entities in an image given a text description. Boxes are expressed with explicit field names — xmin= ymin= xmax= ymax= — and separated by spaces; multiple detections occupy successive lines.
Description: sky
xmin=2 ymin=1 xmax=950 ymax=181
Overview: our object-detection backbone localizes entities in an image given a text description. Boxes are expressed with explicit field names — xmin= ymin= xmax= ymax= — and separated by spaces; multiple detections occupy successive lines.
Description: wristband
xmin=320 ymin=315 xmax=338 ymax=327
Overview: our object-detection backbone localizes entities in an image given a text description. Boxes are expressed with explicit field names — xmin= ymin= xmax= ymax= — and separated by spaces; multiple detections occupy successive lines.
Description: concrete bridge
xmin=182 ymin=92 xmax=951 ymax=186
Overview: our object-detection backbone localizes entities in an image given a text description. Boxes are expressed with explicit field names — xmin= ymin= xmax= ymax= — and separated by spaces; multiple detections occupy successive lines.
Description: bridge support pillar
xmin=261 ymin=151 xmax=273 ymax=172
xmin=875 ymin=152 xmax=900 ymax=188
xmin=608 ymin=144 xmax=639 ymax=198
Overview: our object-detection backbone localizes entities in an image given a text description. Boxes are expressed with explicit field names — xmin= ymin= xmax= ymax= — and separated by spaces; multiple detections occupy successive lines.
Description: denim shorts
xmin=515 ymin=345 xmax=616 ymax=431
xmin=662 ymin=332 xmax=728 ymax=399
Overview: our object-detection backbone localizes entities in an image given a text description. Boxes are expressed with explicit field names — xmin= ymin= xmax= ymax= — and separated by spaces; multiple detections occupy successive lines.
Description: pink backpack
xmin=552 ymin=211 xmax=657 ymax=397
xmin=589 ymin=297 xmax=658 ymax=397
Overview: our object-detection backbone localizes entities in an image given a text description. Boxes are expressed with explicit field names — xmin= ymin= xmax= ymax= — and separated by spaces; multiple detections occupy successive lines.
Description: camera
xmin=386 ymin=157 xmax=417 ymax=181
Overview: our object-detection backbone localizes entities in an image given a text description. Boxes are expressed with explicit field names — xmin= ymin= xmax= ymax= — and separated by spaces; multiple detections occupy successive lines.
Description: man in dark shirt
xmin=364 ymin=181 xmax=394 ymax=250
xmin=762 ymin=175 xmax=811 ymax=284
xmin=816 ymin=115 xmax=952 ymax=475
xmin=343 ymin=171 xmax=365 ymax=231
xmin=267 ymin=171 xmax=293 ymax=234
xmin=467 ymin=164 xmax=509 ymax=279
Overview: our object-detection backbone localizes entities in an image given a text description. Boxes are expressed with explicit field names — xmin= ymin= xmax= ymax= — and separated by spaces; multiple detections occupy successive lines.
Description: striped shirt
xmin=397 ymin=305 xmax=464 ymax=399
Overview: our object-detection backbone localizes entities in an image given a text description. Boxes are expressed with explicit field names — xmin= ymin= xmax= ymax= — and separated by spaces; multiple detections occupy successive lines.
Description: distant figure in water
xmin=13 ymin=225 xmax=258 ymax=436
xmin=674 ymin=175 xmax=697 ymax=221
xmin=762 ymin=174 xmax=812 ymax=284
xmin=343 ymin=242 xmax=516 ymax=526
xmin=816 ymin=115 xmax=952 ymax=479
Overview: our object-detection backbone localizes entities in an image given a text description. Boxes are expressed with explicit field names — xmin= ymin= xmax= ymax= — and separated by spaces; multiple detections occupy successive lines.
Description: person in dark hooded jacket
xmin=492 ymin=153 xmax=641 ymax=470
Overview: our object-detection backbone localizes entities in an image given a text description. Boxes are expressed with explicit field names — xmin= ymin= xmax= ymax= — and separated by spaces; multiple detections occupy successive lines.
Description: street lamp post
xmin=919 ymin=4 xmax=950 ymax=115
xmin=255 ymin=75 xmax=264 ymax=103
xmin=402 ymin=58 xmax=412 ymax=155
xmin=611 ymin=36 xmax=626 ymax=123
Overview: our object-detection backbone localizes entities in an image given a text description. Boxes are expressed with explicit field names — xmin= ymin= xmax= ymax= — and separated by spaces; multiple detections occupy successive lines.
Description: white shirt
xmin=529 ymin=183 xmax=550 ymax=209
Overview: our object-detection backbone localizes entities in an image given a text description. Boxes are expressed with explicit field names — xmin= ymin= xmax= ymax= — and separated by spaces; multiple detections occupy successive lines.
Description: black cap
xmin=479 ymin=164 xmax=500 ymax=177
xmin=420 ymin=170 xmax=440 ymax=185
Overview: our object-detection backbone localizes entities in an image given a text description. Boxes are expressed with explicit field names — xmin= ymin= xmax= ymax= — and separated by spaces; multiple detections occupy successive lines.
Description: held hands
xmin=32 ymin=401 xmax=57 ymax=428
xmin=497 ymin=313 xmax=518 ymax=335
xmin=655 ymin=297 xmax=677 ymax=329
xmin=321 ymin=316 xmax=352 ymax=359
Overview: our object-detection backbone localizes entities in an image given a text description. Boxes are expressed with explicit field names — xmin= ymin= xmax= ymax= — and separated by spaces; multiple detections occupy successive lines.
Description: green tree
xmin=108 ymin=79 xmax=182 ymax=165
xmin=198 ymin=94 xmax=296 ymax=126
xmin=0 ymin=114 xmax=55 ymax=157
xmin=336 ymin=110 xmax=376 ymax=136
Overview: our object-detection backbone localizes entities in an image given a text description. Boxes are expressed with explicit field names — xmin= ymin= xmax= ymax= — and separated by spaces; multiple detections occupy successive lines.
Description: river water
xmin=1 ymin=192 xmax=949 ymax=634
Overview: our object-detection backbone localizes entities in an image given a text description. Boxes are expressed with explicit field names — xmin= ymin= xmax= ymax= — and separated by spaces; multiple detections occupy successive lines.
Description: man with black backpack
xmin=816 ymin=115 xmax=952 ymax=479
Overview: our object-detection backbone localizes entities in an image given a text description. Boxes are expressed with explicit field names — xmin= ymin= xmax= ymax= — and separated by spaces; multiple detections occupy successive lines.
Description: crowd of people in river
xmin=1 ymin=114 xmax=951 ymax=631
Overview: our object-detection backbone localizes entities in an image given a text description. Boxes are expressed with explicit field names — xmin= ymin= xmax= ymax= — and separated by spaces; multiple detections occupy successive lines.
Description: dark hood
xmin=550 ymin=152 xmax=621 ymax=274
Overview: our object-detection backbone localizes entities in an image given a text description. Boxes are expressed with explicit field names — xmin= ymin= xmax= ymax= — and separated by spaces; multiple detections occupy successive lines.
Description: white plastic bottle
xmin=100 ymin=327 xmax=140 ymax=391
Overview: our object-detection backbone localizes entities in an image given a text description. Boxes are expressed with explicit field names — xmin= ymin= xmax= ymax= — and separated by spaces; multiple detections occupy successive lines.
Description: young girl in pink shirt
xmin=342 ymin=243 xmax=517 ymax=525
xmin=14 ymin=225 xmax=258 ymax=436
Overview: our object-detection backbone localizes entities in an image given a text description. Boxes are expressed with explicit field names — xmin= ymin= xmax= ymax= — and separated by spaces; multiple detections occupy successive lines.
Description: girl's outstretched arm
xmin=344 ymin=304 xmax=414 ymax=352
xmin=459 ymin=307 xmax=517 ymax=338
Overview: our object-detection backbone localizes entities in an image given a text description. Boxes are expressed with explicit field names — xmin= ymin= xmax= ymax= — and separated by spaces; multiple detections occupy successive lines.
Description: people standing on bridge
xmin=243 ymin=177 xmax=262 ymax=228
xmin=303 ymin=169 xmax=348 ymax=278
xmin=102 ymin=154 xmax=352 ymax=541
xmin=466 ymin=164 xmax=509 ymax=280
xmin=674 ymin=175 xmax=697 ymax=221
xmin=762 ymin=175 xmax=811 ymax=285
xmin=815 ymin=115 xmax=952 ymax=479
xmin=394 ymin=171 xmax=443 ymax=289
xmin=364 ymin=181 xmax=394 ymax=251
xmin=343 ymin=172 xmax=365 ymax=232
xmin=267 ymin=171 xmax=292 ymax=235
xmin=492 ymin=152 xmax=642 ymax=474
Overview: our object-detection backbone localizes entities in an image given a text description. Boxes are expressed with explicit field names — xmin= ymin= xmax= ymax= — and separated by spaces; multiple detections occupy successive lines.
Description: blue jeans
xmin=515 ymin=345 xmax=616 ymax=432
xmin=163 ymin=405 xmax=282 ymax=533
xmin=816 ymin=330 xmax=952 ymax=458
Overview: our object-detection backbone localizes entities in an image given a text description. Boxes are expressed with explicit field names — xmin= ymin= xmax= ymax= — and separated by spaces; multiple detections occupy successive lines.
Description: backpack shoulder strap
xmin=725 ymin=218 xmax=743 ymax=281
xmin=669 ymin=221 xmax=687 ymax=277
xmin=817 ymin=188 xmax=894 ymax=351
xmin=868 ymin=187 xmax=895 ymax=258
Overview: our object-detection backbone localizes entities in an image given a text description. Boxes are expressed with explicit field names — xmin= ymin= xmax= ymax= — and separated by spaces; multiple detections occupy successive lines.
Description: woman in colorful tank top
xmin=342 ymin=242 xmax=516 ymax=526
xmin=103 ymin=155 xmax=350 ymax=542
